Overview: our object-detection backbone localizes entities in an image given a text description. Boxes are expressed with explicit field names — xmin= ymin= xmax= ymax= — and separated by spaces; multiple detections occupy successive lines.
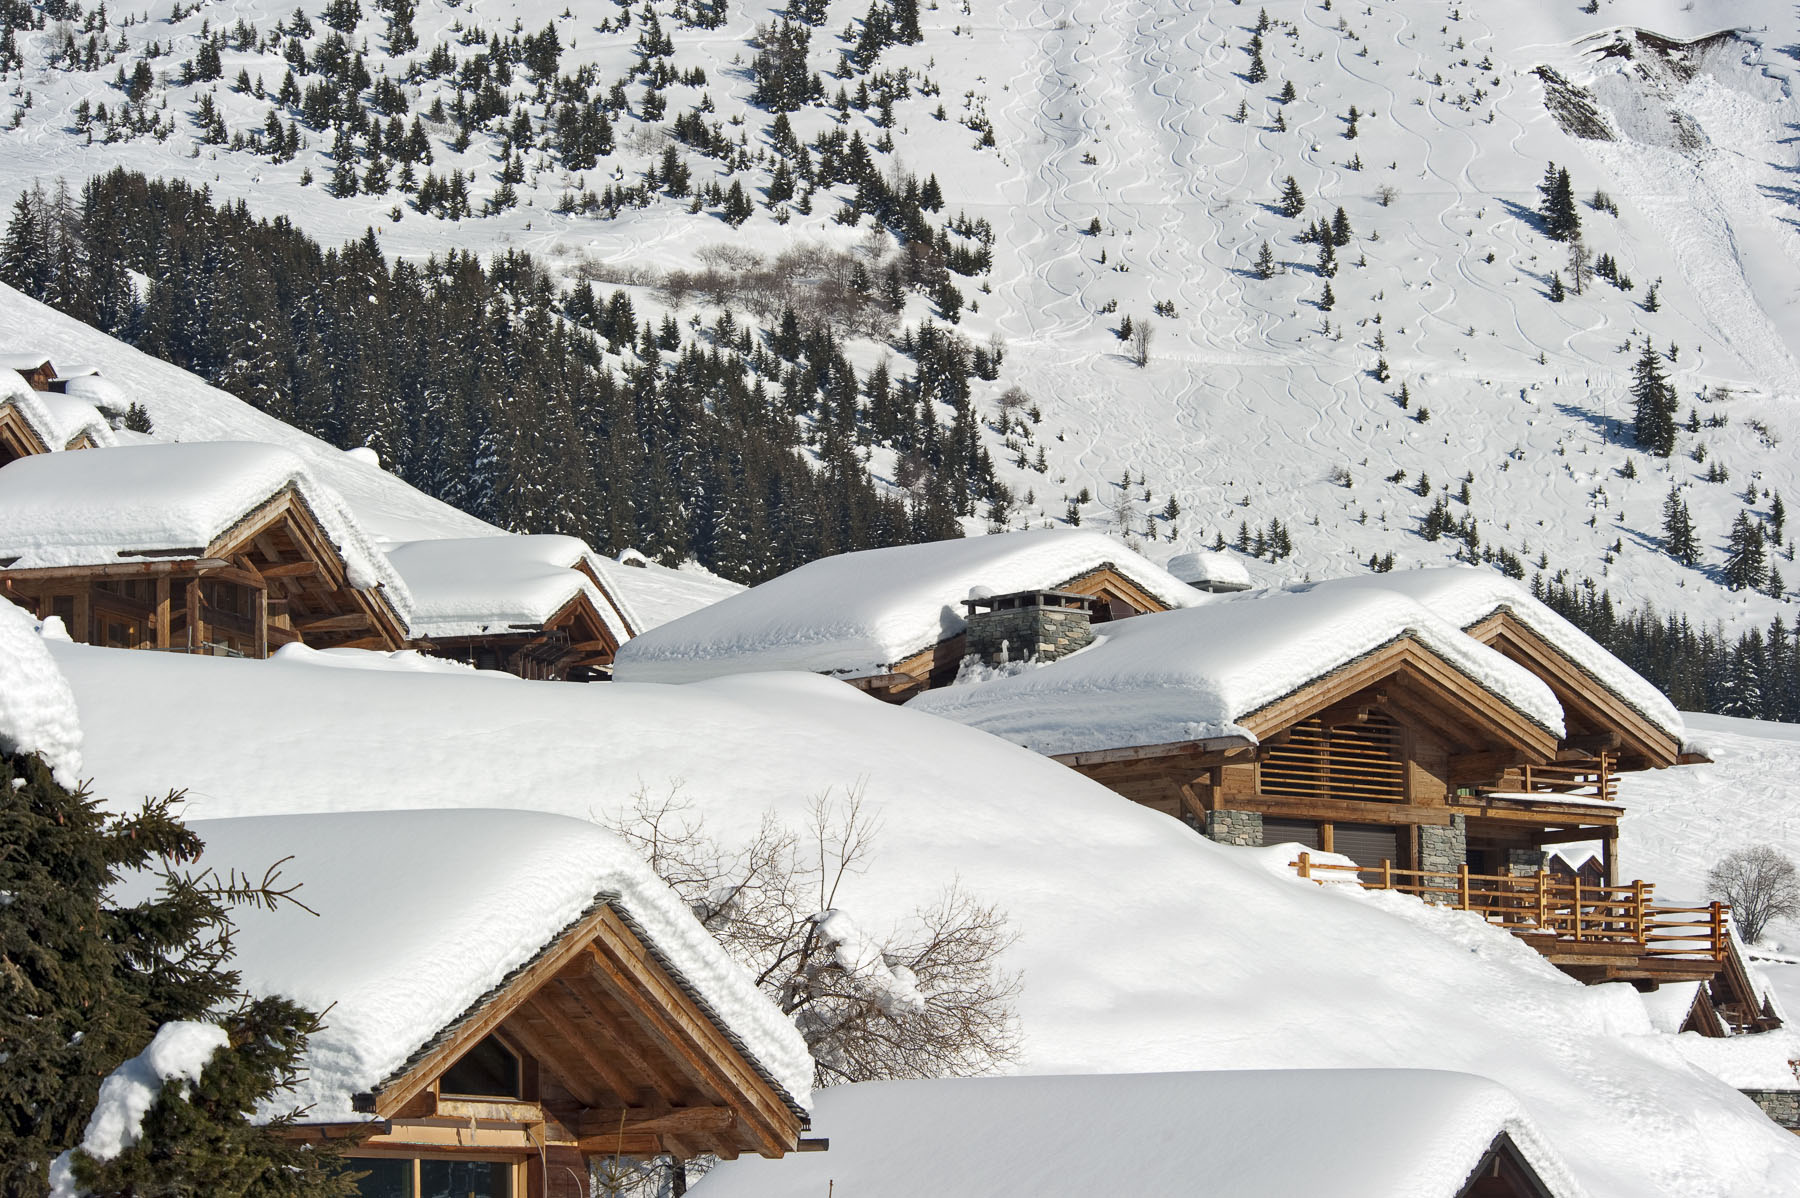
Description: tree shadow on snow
xmin=1551 ymin=400 xmax=1624 ymax=445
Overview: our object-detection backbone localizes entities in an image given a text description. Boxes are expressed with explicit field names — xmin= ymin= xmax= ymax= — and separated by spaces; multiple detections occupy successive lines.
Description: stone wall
xmin=1419 ymin=816 xmax=1467 ymax=903
xmin=965 ymin=605 xmax=1093 ymax=666
xmin=1743 ymin=1090 xmax=1800 ymax=1129
xmin=1507 ymin=847 xmax=1547 ymax=877
xmin=1206 ymin=809 xmax=1263 ymax=847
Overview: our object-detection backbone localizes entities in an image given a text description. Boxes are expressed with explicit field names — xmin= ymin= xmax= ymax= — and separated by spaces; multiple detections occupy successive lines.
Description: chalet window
xmin=1260 ymin=713 xmax=1405 ymax=803
xmin=351 ymin=1156 xmax=515 ymax=1198
xmin=439 ymin=1035 xmax=521 ymax=1099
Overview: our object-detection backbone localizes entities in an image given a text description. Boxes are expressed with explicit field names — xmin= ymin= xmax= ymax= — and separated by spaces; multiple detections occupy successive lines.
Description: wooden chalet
xmin=910 ymin=577 xmax=1758 ymax=1002
xmin=385 ymin=535 xmax=639 ymax=681
xmin=180 ymin=811 xmax=815 ymax=1198
xmin=2 ymin=352 xmax=57 ymax=392
xmin=0 ymin=442 xmax=410 ymax=657
xmin=0 ymin=373 xmax=112 ymax=465
xmin=613 ymin=528 xmax=1205 ymax=695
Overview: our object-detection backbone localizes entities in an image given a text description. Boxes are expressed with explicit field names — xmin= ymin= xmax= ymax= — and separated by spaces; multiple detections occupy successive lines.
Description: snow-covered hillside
xmin=39 ymin=633 xmax=1800 ymax=1197
xmin=5 ymin=0 xmax=1798 ymax=631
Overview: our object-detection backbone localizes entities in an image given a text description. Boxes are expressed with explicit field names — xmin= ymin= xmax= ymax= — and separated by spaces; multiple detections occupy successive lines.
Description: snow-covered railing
xmin=1292 ymin=854 xmax=1728 ymax=961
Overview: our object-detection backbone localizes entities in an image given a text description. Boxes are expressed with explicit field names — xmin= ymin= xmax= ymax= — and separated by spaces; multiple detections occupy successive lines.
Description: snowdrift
xmin=44 ymin=637 xmax=1800 ymax=1197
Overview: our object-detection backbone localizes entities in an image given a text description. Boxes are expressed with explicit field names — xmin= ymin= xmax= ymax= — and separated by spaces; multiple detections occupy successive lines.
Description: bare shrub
xmin=604 ymin=785 xmax=1022 ymax=1087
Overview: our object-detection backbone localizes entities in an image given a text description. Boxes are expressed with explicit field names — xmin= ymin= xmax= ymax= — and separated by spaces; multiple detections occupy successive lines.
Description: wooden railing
xmin=1514 ymin=759 xmax=1616 ymax=802
xmin=1292 ymin=853 xmax=1727 ymax=960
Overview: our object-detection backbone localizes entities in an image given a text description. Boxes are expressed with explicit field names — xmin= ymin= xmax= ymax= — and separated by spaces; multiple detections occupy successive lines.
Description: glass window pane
xmin=439 ymin=1035 xmax=520 ymax=1098
xmin=350 ymin=1158 xmax=413 ymax=1198
xmin=419 ymin=1159 xmax=512 ymax=1198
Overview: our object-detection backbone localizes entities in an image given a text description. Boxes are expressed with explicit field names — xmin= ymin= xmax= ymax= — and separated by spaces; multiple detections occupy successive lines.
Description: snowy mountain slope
xmin=42 ymin=636 xmax=1800 ymax=1197
xmin=4 ymin=0 xmax=1800 ymax=630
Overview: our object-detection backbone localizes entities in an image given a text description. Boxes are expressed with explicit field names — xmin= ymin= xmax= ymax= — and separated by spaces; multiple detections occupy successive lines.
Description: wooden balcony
xmin=1292 ymin=853 xmax=1727 ymax=986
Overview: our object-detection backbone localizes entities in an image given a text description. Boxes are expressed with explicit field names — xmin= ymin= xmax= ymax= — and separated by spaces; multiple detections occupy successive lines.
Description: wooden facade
xmin=0 ymin=393 xmax=103 ymax=466
xmin=1050 ymin=631 xmax=1759 ymax=999
xmin=315 ymin=903 xmax=809 ymax=1196
xmin=847 ymin=563 xmax=1174 ymax=701
xmin=420 ymin=589 xmax=623 ymax=681
xmin=6 ymin=356 xmax=57 ymax=392
xmin=0 ymin=485 xmax=407 ymax=658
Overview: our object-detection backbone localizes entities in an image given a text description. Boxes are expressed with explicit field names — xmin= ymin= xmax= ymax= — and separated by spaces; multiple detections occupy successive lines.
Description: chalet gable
xmin=0 ymin=441 xmax=411 ymax=655
xmin=385 ymin=534 xmax=639 ymax=679
xmin=0 ymin=372 xmax=113 ymax=466
xmin=149 ymin=811 xmax=813 ymax=1193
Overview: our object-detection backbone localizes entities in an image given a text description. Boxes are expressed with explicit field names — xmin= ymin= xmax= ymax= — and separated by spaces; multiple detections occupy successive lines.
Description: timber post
xmin=1458 ymin=864 xmax=1470 ymax=911
xmin=1297 ymin=851 xmax=1311 ymax=880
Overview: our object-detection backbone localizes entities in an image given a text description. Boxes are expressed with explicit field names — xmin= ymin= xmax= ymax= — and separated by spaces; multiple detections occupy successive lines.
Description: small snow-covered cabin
xmin=613 ymin=529 xmax=1204 ymax=700
xmin=688 ymin=1070 xmax=1576 ymax=1198
xmin=0 ymin=369 xmax=113 ymax=465
xmin=0 ymin=441 xmax=410 ymax=657
xmin=386 ymin=535 xmax=639 ymax=680
xmin=1 ymin=351 xmax=58 ymax=392
xmin=160 ymin=810 xmax=814 ymax=1196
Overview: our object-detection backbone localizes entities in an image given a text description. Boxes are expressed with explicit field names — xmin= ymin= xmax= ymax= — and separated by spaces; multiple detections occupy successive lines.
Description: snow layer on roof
xmin=1284 ymin=569 xmax=1685 ymax=744
xmin=614 ymin=529 xmax=1206 ymax=683
xmin=115 ymin=809 xmax=812 ymax=1120
xmin=1166 ymin=549 xmax=1252 ymax=589
xmin=0 ymin=284 xmax=497 ymax=544
xmin=384 ymin=534 xmax=632 ymax=643
xmin=691 ymin=1070 xmax=1581 ymax=1198
xmin=0 ymin=441 xmax=412 ymax=625
xmin=0 ymin=372 xmax=114 ymax=451
xmin=51 ymin=643 xmax=1800 ymax=1196
xmin=588 ymin=553 xmax=738 ymax=633
xmin=0 ymin=596 xmax=82 ymax=785
xmin=910 ymin=584 xmax=1564 ymax=755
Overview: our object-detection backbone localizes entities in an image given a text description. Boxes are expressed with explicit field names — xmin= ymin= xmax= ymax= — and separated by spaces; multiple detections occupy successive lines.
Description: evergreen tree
xmin=1661 ymin=487 xmax=1698 ymax=566
xmin=1547 ymin=271 xmax=1565 ymax=302
xmin=1253 ymin=240 xmax=1275 ymax=279
xmin=1725 ymin=511 xmax=1769 ymax=592
xmin=0 ymin=749 xmax=354 ymax=1196
xmin=1537 ymin=162 xmax=1580 ymax=242
xmin=1630 ymin=342 xmax=1678 ymax=457
xmin=1277 ymin=175 xmax=1306 ymax=218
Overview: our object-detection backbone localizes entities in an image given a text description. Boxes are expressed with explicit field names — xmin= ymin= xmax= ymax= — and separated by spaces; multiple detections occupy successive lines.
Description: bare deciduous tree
xmin=1129 ymin=318 xmax=1153 ymax=368
xmin=1706 ymin=844 xmax=1800 ymax=944
xmin=604 ymin=785 xmax=1022 ymax=1086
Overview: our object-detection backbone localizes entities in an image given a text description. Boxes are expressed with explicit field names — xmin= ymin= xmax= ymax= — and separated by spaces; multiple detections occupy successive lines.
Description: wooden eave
xmin=573 ymin=556 xmax=642 ymax=640
xmin=1464 ymin=611 xmax=1682 ymax=769
xmin=1055 ymin=563 xmax=1173 ymax=615
xmin=0 ymin=403 xmax=51 ymax=459
xmin=207 ymin=487 xmax=408 ymax=651
xmin=1051 ymin=735 xmax=1252 ymax=769
xmin=357 ymin=898 xmax=804 ymax=1162
xmin=1238 ymin=635 xmax=1561 ymax=762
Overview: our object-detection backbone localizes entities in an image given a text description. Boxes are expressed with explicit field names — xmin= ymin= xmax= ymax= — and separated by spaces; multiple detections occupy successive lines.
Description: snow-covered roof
xmin=588 ymin=552 xmax=743 ymax=633
xmin=1166 ymin=549 xmax=1254 ymax=591
xmin=47 ymin=642 xmax=1800 ymax=1194
xmin=689 ymin=1070 xmax=1580 ymax=1198
xmin=0 ymin=441 xmax=412 ymax=626
xmin=0 ymin=369 xmax=115 ymax=451
xmin=384 ymin=534 xmax=634 ymax=643
xmin=910 ymin=584 xmax=1565 ymax=756
xmin=0 ymin=351 xmax=55 ymax=372
xmin=0 ymin=596 xmax=82 ymax=786
xmin=614 ymin=529 xmax=1207 ymax=683
xmin=1284 ymin=569 xmax=1685 ymax=745
xmin=125 ymin=809 xmax=812 ymax=1122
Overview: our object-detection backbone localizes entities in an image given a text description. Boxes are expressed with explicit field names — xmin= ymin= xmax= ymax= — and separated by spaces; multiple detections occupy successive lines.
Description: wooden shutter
xmin=1261 ymin=713 xmax=1405 ymax=802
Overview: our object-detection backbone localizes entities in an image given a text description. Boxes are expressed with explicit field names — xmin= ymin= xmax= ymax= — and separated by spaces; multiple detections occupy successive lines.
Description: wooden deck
xmin=1292 ymin=853 xmax=1728 ymax=986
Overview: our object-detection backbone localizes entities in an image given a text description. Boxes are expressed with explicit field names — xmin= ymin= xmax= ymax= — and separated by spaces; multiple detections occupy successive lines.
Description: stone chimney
xmin=962 ymin=589 xmax=1095 ymax=667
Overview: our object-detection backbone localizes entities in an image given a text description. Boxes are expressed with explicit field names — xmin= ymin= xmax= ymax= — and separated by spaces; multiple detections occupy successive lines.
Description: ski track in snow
xmin=3 ymin=1 xmax=1800 ymax=631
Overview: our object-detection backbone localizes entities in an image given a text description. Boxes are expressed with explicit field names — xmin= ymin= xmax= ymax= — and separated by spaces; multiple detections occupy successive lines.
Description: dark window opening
xmin=439 ymin=1035 xmax=521 ymax=1098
